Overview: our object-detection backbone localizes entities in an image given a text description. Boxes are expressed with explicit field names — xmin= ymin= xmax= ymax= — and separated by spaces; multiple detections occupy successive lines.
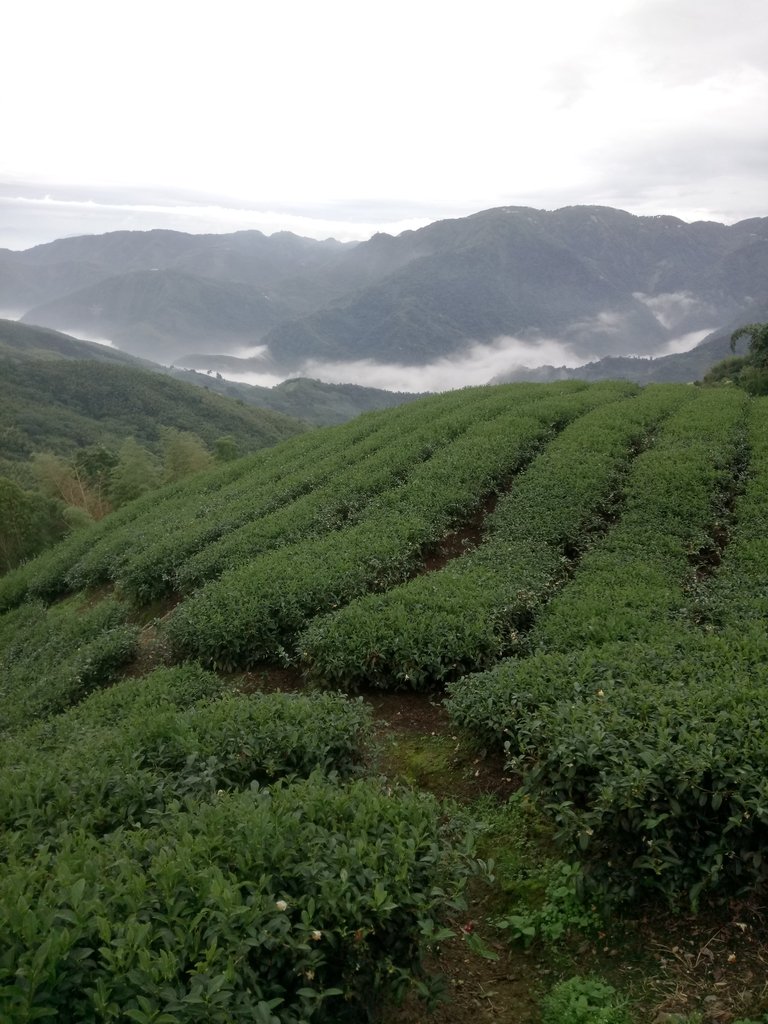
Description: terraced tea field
xmin=1 ymin=381 xmax=767 ymax=1022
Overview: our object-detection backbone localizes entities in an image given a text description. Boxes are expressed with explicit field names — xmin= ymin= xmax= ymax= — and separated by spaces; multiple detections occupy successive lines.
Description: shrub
xmin=0 ymin=670 xmax=373 ymax=848
xmin=0 ymin=597 xmax=138 ymax=735
xmin=0 ymin=776 xmax=473 ymax=1023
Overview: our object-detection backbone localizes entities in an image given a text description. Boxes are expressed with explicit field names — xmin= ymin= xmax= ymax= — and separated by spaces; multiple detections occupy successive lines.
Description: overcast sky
xmin=2 ymin=0 xmax=767 ymax=250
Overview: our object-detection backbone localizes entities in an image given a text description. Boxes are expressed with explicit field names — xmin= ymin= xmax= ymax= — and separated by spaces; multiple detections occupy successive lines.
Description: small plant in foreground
xmin=540 ymin=976 xmax=631 ymax=1024
xmin=497 ymin=860 xmax=599 ymax=947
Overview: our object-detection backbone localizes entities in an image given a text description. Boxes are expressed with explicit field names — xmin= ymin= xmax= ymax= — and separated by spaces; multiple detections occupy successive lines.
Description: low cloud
xmin=66 ymin=329 xmax=117 ymax=349
xmin=654 ymin=328 xmax=713 ymax=356
xmin=225 ymin=343 xmax=270 ymax=359
xmin=209 ymin=335 xmax=584 ymax=394
xmin=634 ymin=291 xmax=711 ymax=330
xmin=192 ymin=324 xmax=717 ymax=394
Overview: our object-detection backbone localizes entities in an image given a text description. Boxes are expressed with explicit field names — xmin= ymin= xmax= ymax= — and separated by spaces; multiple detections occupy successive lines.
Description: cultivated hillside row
xmin=1 ymin=381 xmax=766 ymax=1020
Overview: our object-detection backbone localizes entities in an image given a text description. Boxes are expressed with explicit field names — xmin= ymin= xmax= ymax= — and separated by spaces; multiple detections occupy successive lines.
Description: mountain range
xmin=2 ymin=205 xmax=767 ymax=380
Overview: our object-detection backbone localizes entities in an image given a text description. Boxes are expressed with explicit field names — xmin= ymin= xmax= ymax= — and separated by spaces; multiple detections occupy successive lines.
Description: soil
xmin=418 ymin=494 xmax=497 ymax=575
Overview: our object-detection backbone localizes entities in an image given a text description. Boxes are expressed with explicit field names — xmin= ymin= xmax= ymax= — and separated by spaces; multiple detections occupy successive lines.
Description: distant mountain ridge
xmin=3 ymin=205 xmax=767 ymax=375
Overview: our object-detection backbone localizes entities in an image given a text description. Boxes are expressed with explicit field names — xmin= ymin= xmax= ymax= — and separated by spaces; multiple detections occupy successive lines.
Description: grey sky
xmin=2 ymin=0 xmax=767 ymax=249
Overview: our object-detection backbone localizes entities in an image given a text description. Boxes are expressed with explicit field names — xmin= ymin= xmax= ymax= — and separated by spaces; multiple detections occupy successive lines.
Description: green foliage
xmin=164 ymin=384 xmax=617 ymax=669
xmin=300 ymin=383 xmax=680 ymax=690
xmin=213 ymin=434 xmax=239 ymax=462
xmin=3 ymin=381 xmax=768 ymax=924
xmin=705 ymin=322 xmax=768 ymax=394
xmin=540 ymin=976 xmax=631 ymax=1024
xmin=161 ymin=427 xmax=214 ymax=483
xmin=497 ymin=861 xmax=599 ymax=947
xmin=0 ymin=653 xmax=470 ymax=1020
xmin=118 ymin=385 xmax=516 ymax=604
xmin=31 ymin=450 xmax=112 ymax=519
xmin=0 ymin=596 xmax=138 ymax=735
xmin=73 ymin=443 xmax=119 ymax=490
xmin=0 ymin=353 xmax=305 ymax=470
xmin=448 ymin=390 xmax=768 ymax=903
xmin=731 ymin=322 xmax=768 ymax=367
xmin=0 ymin=476 xmax=69 ymax=572
xmin=0 ymin=775 xmax=472 ymax=1023
xmin=108 ymin=437 xmax=161 ymax=507
xmin=529 ymin=387 xmax=748 ymax=650
xmin=0 ymin=668 xmax=373 ymax=849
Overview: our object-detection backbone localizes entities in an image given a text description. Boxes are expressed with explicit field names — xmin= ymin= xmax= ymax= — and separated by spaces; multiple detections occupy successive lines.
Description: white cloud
xmin=206 ymin=335 xmax=584 ymax=394
xmin=2 ymin=0 xmax=766 ymax=248
xmin=188 ymin=321 xmax=720 ymax=394
xmin=654 ymin=328 xmax=713 ymax=357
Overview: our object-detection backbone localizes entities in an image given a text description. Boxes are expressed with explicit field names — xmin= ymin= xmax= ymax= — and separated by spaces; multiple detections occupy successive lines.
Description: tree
xmin=30 ymin=452 xmax=112 ymax=520
xmin=161 ymin=429 xmax=214 ymax=483
xmin=0 ymin=476 xmax=70 ymax=572
xmin=730 ymin=322 xmax=768 ymax=367
xmin=74 ymin=444 xmax=118 ymax=512
xmin=704 ymin=322 xmax=768 ymax=395
xmin=213 ymin=435 xmax=239 ymax=463
xmin=109 ymin=438 xmax=161 ymax=508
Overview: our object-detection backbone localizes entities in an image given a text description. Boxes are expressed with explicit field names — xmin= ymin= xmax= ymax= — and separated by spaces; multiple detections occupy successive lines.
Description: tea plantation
xmin=1 ymin=381 xmax=767 ymax=1021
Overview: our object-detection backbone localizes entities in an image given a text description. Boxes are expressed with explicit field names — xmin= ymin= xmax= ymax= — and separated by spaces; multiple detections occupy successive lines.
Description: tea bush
xmin=164 ymin=387 xmax=620 ymax=668
xmin=61 ymin=384 xmax=553 ymax=603
xmin=299 ymin=384 xmax=679 ymax=690
xmin=168 ymin=385 xmax=536 ymax=598
xmin=447 ymin=388 xmax=768 ymax=901
xmin=0 ymin=775 xmax=473 ymax=1023
xmin=0 ymin=596 xmax=138 ymax=735
xmin=529 ymin=387 xmax=748 ymax=650
xmin=0 ymin=667 xmax=372 ymax=850
xmin=703 ymin=396 xmax=768 ymax=630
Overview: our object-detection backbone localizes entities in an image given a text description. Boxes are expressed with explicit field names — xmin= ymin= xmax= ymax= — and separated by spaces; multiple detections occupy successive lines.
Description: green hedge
xmin=447 ymin=391 xmax=766 ymax=902
xmin=164 ymin=386 xmax=618 ymax=669
xmin=703 ymin=396 xmax=768 ymax=629
xmin=448 ymin=630 xmax=768 ymax=902
xmin=529 ymin=387 xmax=749 ymax=650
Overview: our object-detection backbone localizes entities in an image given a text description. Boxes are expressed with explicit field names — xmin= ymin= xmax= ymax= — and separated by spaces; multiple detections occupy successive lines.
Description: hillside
xmin=0 ymin=319 xmax=419 ymax=427
xmin=1 ymin=227 xmax=351 ymax=312
xmin=1 ymin=382 xmax=767 ymax=1020
xmin=5 ymin=206 xmax=768 ymax=372
xmin=0 ymin=316 xmax=148 ymax=366
xmin=0 ymin=330 xmax=306 ymax=479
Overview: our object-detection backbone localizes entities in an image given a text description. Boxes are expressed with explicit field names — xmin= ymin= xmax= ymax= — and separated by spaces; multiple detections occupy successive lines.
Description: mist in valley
xmin=184 ymin=323 xmax=714 ymax=394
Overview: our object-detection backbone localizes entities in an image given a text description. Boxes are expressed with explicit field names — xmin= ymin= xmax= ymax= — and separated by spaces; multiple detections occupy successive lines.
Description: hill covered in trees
xmin=0 ymin=318 xmax=419 ymax=427
xmin=0 ymin=319 xmax=308 ymax=569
